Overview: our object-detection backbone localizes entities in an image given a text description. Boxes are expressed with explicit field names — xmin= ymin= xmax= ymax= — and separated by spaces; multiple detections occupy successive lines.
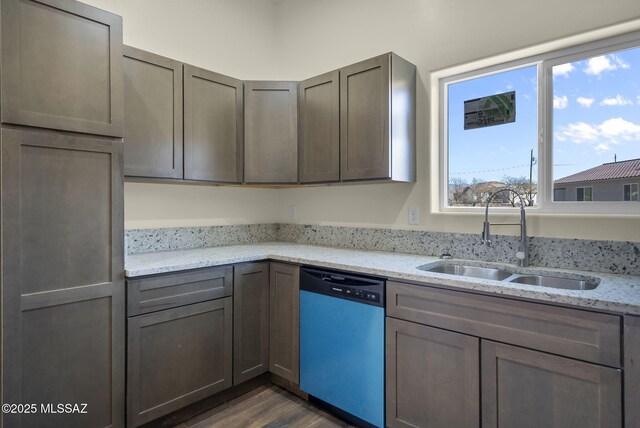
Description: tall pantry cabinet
xmin=0 ymin=0 xmax=125 ymax=427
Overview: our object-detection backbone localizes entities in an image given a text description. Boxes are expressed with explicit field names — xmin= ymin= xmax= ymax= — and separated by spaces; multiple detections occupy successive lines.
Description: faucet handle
xmin=516 ymin=251 xmax=526 ymax=260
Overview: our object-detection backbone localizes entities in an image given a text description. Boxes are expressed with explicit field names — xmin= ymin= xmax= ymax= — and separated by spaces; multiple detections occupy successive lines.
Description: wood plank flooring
xmin=177 ymin=385 xmax=354 ymax=428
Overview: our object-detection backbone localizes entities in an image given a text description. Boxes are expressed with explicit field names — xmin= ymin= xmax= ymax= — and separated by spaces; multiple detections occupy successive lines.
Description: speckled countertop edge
xmin=125 ymin=242 xmax=640 ymax=316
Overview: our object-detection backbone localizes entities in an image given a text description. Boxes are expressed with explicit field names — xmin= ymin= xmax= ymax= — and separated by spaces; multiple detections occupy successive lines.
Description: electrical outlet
xmin=408 ymin=206 xmax=419 ymax=225
xmin=288 ymin=205 xmax=297 ymax=220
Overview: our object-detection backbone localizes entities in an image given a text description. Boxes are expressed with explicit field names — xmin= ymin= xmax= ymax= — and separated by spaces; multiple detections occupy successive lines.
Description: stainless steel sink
xmin=509 ymin=275 xmax=599 ymax=290
xmin=418 ymin=262 xmax=600 ymax=290
xmin=418 ymin=264 xmax=512 ymax=281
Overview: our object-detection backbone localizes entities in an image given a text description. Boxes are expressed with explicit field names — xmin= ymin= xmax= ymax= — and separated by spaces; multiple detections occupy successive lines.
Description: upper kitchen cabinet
xmin=340 ymin=53 xmax=415 ymax=182
xmin=299 ymin=71 xmax=340 ymax=183
xmin=244 ymin=81 xmax=298 ymax=184
xmin=123 ymin=46 xmax=183 ymax=179
xmin=0 ymin=0 xmax=123 ymax=137
xmin=184 ymin=65 xmax=244 ymax=183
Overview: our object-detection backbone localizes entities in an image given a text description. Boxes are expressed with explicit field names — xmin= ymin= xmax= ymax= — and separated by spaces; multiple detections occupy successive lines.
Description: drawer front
xmin=127 ymin=266 xmax=233 ymax=316
xmin=387 ymin=281 xmax=621 ymax=367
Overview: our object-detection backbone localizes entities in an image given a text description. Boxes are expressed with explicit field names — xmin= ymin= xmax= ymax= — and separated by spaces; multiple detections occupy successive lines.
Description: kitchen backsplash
xmin=126 ymin=223 xmax=639 ymax=276
xmin=125 ymin=224 xmax=278 ymax=254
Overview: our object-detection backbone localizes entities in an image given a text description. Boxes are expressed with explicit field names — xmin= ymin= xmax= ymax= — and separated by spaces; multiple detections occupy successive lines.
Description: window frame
xmin=576 ymin=186 xmax=593 ymax=202
xmin=624 ymin=183 xmax=640 ymax=201
xmin=433 ymin=23 xmax=640 ymax=215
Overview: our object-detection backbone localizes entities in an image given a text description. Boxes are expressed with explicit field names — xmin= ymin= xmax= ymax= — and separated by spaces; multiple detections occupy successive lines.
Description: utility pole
xmin=529 ymin=149 xmax=534 ymax=206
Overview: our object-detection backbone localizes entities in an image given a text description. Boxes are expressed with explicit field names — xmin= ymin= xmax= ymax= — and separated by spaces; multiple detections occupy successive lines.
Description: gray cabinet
xmin=244 ymin=81 xmax=298 ymax=183
xmin=340 ymin=53 xmax=415 ymax=182
xmin=387 ymin=281 xmax=620 ymax=367
xmin=233 ymin=263 xmax=270 ymax=385
xmin=624 ymin=316 xmax=640 ymax=428
xmin=1 ymin=127 xmax=124 ymax=428
xmin=299 ymin=71 xmax=340 ymax=183
xmin=127 ymin=266 xmax=233 ymax=316
xmin=386 ymin=317 xmax=479 ymax=428
xmin=0 ymin=0 xmax=123 ymax=137
xmin=482 ymin=341 xmax=621 ymax=428
xmin=184 ymin=65 xmax=243 ymax=183
xmin=387 ymin=281 xmax=623 ymax=428
xmin=123 ymin=46 xmax=183 ymax=179
xmin=127 ymin=298 xmax=233 ymax=427
xmin=269 ymin=262 xmax=300 ymax=383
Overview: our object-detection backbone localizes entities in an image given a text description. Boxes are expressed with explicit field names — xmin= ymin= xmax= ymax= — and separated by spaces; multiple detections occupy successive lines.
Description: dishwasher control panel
xmin=330 ymin=286 xmax=380 ymax=303
xmin=300 ymin=267 xmax=385 ymax=308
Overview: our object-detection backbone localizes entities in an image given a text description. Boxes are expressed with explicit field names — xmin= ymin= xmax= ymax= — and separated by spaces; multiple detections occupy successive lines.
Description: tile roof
xmin=554 ymin=158 xmax=640 ymax=184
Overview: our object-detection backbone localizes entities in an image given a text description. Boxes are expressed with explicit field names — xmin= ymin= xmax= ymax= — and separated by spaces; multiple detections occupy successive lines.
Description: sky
xmin=447 ymin=46 xmax=640 ymax=187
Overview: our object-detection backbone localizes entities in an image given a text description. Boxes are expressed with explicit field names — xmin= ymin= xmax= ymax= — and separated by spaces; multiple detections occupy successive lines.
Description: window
xmin=446 ymin=66 xmax=538 ymax=207
xmin=438 ymin=28 xmax=640 ymax=213
xmin=577 ymin=187 xmax=593 ymax=202
xmin=554 ymin=188 xmax=567 ymax=201
xmin=624 ymin=183 xmax=639 ymax=201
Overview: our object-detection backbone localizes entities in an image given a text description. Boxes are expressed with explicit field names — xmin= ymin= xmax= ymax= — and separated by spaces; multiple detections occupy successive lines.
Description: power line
xmin=450 ymin=163 xmax=531 ymax=175
xmin=451 ymin=162 xmax=578 ymax=175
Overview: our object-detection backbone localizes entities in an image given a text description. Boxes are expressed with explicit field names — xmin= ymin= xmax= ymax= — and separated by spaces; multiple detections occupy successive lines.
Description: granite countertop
xmin=125 ymin=242 xmax=640 ymax=315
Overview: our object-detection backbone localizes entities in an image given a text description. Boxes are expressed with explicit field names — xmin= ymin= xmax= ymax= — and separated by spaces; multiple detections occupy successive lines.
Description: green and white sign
xmin=464 ymin=91 xmax=515 ymax=130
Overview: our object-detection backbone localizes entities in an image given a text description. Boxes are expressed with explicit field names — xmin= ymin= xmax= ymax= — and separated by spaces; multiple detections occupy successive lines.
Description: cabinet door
xmin=244 ymin=81 xmax=298 ymax=183
xmin=624 ymin=316 xmax=640 ymax=428
xmin=269 ymin=262 xmax=300 ymax=383
xmin=386 ymin=318 xmax=480 ymax=428
xmin=127 ymin=298 xmax=233 ymax=427
xmin=184 ymin=65 xmax=243 ymax=183
xmin=482 ymin=341 xmax=622 ymax=428
xmin=1 ymin=127 xmax=124 ymax=428
xmin=1 ymin=0 xmax=123 ymax=137
xmin=233 ymin=262 xmax=270 ymax=385
xmin=123 ymin=46 xmax=183 ymax=178
xmin=299 ymin=71 xmax=340 ymax=183
xmin=340 ymin=54 xmax=390 ymax=180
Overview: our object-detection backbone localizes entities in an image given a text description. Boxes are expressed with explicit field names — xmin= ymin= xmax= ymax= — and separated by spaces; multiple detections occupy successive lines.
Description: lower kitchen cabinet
xmin=386 ymin=318 xmax=479 ymax=428
xmin=386 ymin=281 xmax=624 ymax=428
xmin=624 ymin=315 xmax=640 ymax=428
xmin=482 ymin=341 xmax=621 ymax=428
xmin=233 ymin=262 xmax=270 ymax=385
xmin=269 ymin=262 xmax=300 ymax=383
xmin=127 ymin=298 xmax=233 ymax=427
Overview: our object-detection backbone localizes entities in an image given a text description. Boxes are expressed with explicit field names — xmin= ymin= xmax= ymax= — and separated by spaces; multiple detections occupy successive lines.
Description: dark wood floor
xmin=176 ymin=385 xmax=354 ymax=428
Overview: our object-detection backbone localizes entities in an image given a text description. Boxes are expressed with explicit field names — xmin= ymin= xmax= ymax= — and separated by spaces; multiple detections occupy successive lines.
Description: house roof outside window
xmin=555 ymin=158 xmax=640 ymax=185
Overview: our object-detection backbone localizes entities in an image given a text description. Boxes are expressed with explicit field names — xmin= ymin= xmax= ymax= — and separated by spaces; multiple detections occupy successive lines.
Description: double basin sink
xmin=418 ymin=262 xmax=599 ymax=290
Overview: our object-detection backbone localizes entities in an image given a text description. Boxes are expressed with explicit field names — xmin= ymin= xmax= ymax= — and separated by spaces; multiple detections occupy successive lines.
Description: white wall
xmin=273 ymin=0 xmax=640 ymax=241
xmin=83 ymin=0 xmax=640 ymax=240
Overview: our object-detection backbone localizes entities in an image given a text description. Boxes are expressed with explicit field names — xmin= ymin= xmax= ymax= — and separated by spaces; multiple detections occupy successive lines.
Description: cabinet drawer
xmin=387 ymin=281 xmax=621 ymax=367
xmin=127 ymin=266 xmax=233 ymax=316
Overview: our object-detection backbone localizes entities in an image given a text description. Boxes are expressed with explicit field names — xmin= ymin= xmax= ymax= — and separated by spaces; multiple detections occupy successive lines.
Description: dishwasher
xmin=299 ymin=267 xmax=385 ymax=428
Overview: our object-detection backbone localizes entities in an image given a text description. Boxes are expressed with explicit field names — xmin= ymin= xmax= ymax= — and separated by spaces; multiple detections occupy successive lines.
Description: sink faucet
xmin=481 ymin=188 xmax=529 ymax=267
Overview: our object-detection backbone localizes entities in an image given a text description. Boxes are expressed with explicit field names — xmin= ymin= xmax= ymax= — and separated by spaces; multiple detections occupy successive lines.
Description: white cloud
xmin=553 ymin=63 xmax=575 ymax=77
xmin=598 ymin=117 xmax=640 ymax=139
xmin=600 ymin=94 xmax=634 ymax=106
xmin=584 ymin=54 xmax=630 ymax=76
xmin=576 ymin=97 xmax=594 ymax=108
xmin=557 ymin=122 xmax=599 ymax=143
xmin=556 ymin=117 xmax=640 ymax=152
xmin=594 ymin=143 xmax=611 ymax=152
xmin=553 ymin=95 xmax=569 ymax=109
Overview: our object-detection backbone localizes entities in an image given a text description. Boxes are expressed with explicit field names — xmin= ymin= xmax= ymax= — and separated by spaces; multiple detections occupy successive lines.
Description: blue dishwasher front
xmin=299 ymin=267 xmax=385 ymax=428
